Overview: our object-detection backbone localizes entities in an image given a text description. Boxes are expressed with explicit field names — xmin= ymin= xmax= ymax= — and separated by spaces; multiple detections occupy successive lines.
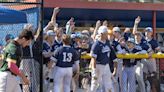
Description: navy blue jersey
xmin=136 ymin=41 xmax=151 ymax=52
xmin=43 ymin=41 xmax=52 ymax=64
xmin=109 ymin=44 xmax=117 ymax=72
xmin=123 ymin=48 xmax=141 ymax=67
xmin=90 ymin=40 xmax=117 ymax=65
xmin=124 ymin=32 xmax=132 ymax=41
xmin=51 ymin=40 xmax=63 ymax=52
xmin=141 ymin=38 xmax=147 ymax=43
xmin=51 ymin=46 xmax=79 ymax=68
xmin=112 ymin=40 xmax=119 ymax=52
xmin=147 ymin=39 xmax=159 ymax=51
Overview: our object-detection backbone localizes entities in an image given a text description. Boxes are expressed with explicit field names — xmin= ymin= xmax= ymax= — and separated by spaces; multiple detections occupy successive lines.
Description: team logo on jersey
xmin=135 ymin=45 xmax=142 ymax=50
xmin=54 ymin=45 xmax=60 ymax=50
xmin=102 ymin=45 xmax=110 ymax=53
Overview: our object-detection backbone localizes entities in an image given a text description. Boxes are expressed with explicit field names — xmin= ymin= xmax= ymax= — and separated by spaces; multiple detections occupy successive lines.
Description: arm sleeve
xmin=144 ymin=44 xmax=152 ymax=52
xmin=116 ymin=44 xmax=123 ymax=53
xmin=6 ymin=44 xmax=17 ymax=63
xmin=42 ymin=43 xmax=52 ymax=58
xmin=50 ymin=48 xmax=59 ymax=63
xmin=153 ymin=40 xmax=159 ymax=51
xmin=73 ymin=50 xmax=80 ymax=62
xmin=90 ymin=42 xmax=98 ymax=59
xmin=6 ymin=44 xmax=21 ymax=75
xmin=8 ymin=62 xmax=21 ymax=75
xmin=110 ymin=46 xmax=117 ymax=62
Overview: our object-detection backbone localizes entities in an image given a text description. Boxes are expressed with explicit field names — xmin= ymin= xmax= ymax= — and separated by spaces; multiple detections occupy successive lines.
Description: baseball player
xmin=0 ymin=29 xmax=33 ymax=92
xmin=144 ymin=27 xmax=160 ymax=92
xmin=50 ymin=34 xmax=80 ymax=92
xmin=42 ymin=30 xmax=55 ymax=92
xmin=46 ymin=28 xmax=63 ymax=92
xmin=51 ymin=28 xmax=63 ymax=52
xmin=90 ymin=26 xmax=117 ymax=92
xmin=134 ymin=32 xmax=152 ymax=92
xmin=121 ymin=37 xmax=146 ymax=92
xmin=112 ymin=27 xmax=125 ymax=92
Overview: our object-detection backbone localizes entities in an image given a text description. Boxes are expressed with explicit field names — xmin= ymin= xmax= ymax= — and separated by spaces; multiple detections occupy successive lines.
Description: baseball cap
xmin=46 ymin=30 xmax=55 ymax=36
xmin=71 ymin=34 xmax=76 ymax=39
xmin=144 ymin=27 xmax=153 ymax=32
xmin=71 ymin=32 xmax=82 ymax=39
xmin=127 ymin=37 xmax=135 ymax=44
xmin=82 ymin=30 xmax=90 ymax=36
xmin=98 ymin=26 xmax=108 ymax=35
xmin=112 ymin=27 xmax=121 ymax=32
xmin=5 ymin=34 xmax=14 ymax=41
xmin=76 ymin=33 xmax=82 ymax=38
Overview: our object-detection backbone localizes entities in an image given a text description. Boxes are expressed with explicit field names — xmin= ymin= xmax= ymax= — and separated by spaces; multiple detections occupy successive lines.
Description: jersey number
xmin=63 ymin=52 xmax=72 ymax=62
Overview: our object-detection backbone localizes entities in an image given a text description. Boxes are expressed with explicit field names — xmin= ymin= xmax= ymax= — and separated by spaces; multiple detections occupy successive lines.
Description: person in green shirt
xmin=0 ymin=29 xmax=34 ymax=92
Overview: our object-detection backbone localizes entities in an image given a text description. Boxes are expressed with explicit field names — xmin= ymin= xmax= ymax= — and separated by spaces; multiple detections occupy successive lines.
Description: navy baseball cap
xmin=5 ymin=34 xmax=14 ymax=41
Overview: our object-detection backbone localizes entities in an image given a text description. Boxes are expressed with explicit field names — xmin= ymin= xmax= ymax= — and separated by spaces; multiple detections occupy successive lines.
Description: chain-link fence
xmin=0 ymin=1 xmax=43 ymax=92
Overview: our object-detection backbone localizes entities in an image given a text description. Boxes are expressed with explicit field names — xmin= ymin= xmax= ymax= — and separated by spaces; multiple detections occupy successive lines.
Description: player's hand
xmin=134 ymin=16 xmax=141 ymax=24
xmin=73 ymin=72 xmax=79 ymax=80
xmin=112 ymin=70 xmax=116 ymax=77
xmin=148 ymin=52 xmax=153 ymax=59
xmin=103 ymin=20 xmax=108 ymax=27
xmin=92 ymin=69 xmax=97 ymax=80
xmin=96 ymin=20 xmax=101 ymax=28
xmin=22 ymin=76 xmax=30 ymax=85
xmin=54 ymin=7 xmax=60 ymax=15
xmin=47 ymin=61 xmax=53 ymax=69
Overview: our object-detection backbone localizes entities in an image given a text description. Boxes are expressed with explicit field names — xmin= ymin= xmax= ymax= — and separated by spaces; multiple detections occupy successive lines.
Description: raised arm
xmin=51 ymin=7 xmax=60 ymax=25
xmin=133 ymin=16 xmax=141 ymax=35
xmin=44 ymin=7 xmax=60 ymax=32
xmin=91 ymin=20 xmax=101 ymax=40
xmin=66 ymin=17 xmax=75 ymax=35
xmin=34 ymin=23 xmax=41 ymax=41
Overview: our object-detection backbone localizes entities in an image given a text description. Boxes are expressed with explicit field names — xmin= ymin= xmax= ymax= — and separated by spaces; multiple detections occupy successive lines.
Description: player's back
xmin=55 ymin=46 xmax=79 ymax=68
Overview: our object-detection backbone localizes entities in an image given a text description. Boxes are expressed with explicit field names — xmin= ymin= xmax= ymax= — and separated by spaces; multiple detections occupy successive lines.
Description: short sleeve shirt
xmin=148 ymin=39 xmax=159 ymax=51
xmin=90 ymin=40 xmax=116 ymax=65
xmin=51 ymin=46 xmax=79 ymax=67
xmin=0 ymin=40 xmax=22 ymax=71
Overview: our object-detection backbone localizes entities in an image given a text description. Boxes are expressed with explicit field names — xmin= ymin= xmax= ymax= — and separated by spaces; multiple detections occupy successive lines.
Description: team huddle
xmin=0 ymin=7 xmax=161 ymax=92
xmin=43 ymin=7 xmax=161 ymax=92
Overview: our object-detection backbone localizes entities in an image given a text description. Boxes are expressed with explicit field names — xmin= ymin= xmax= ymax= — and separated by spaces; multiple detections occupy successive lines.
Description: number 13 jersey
xmin=51 ymin=46 xmax=79 ymax=68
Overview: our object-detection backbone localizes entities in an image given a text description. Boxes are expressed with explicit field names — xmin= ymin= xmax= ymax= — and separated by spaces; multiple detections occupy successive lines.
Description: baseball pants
xmin=53 ymin=66 xmax=72 ymax=92
xmin=90 ymin=64 xmax=112 ymax=92
xmin=114 ymin=59 xmax=123 ymax=92
xmin=121 ymin=66 xmax=136 ymax=92
xmin=0 ymin=71 xmax=22 ymax=92
xmin=135 ymin=61 xmax=146 ymax=92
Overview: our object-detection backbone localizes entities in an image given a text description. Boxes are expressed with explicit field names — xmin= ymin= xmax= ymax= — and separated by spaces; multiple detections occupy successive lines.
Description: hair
xmin=43 ymin=35 xmax=49 ymax=41
xmin=18 ymin=29 xmax=34 ymax=40
xmin=62 ymin=34 xmax=71 ymax=45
